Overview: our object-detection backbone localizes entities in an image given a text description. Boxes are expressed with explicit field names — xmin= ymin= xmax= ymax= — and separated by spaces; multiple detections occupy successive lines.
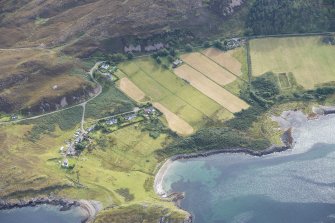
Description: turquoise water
xmin=0 ymin=204 xmax=86 ymax=223
xmin=162 ymin=115 xmax=335 ymax=223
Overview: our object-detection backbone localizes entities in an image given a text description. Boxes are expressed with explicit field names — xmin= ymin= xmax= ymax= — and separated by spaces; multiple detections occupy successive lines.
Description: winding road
xmin=0 ymin=61 xmax=103 ymax=126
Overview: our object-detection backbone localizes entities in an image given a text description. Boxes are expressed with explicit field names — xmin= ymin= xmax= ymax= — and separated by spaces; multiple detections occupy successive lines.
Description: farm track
xmin=0 ymin=61 xmax=103 ymax=126
xmin=1 ymin=31 xmax=334 ymax=125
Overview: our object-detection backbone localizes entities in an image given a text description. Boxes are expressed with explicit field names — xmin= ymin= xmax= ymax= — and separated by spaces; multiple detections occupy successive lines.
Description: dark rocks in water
xmin=0 ymin=197 xmax=79 ymax=211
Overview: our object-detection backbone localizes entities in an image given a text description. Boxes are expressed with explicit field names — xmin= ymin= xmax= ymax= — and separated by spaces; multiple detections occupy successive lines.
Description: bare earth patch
xmin=174 ymin=65 xmax=249 ymax=113
xmin=153 ymin=102 xmax=194 ymax=136
xmin=180 ymin=52 xmax=236 ymax=86
xmin=119 ymin=77 xmax=146 ymax=102
xmin=202 ymin=48 xmax=242 ymax=76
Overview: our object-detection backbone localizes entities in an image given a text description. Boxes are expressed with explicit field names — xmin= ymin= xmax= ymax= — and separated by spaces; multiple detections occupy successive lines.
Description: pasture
xmin=118 ymin=58 xmax=233 ymax=131
xmin=250 ymin=36 xmax=335 ymax=89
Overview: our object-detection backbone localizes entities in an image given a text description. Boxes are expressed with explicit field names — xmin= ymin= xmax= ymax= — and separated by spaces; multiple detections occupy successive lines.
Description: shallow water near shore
xmin=161 ymin=115 xmax=335 ymax=223
xmin=0 ymin=204 xmax=87 ymax=223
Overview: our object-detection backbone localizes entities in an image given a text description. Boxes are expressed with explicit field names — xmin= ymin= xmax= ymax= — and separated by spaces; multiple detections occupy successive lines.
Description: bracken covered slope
xmin=0 ymin=0 xmax=241 ymax=48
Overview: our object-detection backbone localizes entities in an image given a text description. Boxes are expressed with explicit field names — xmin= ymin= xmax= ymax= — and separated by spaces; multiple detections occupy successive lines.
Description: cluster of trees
xmin=158 ymin=73 xmax=281 ymax=156
xmin=151 ymin=48 xmax=177 ymax=68
xmin=158 ymin=126 xmax=271 ymax=157
xmin=322 ymin=35 xmax=335 ymax=45
xmin=246 ymin=0 xmax=335 ymax=35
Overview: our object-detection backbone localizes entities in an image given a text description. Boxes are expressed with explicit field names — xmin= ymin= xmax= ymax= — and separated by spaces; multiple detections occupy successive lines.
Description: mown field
xmin=174 ymin=64 xmax=249 ymax=113
xmin=118 ymin=57 xmax=233 ymax=131
xmin=250 ymin=36 xmax=335 ymax=89
xmin=175 ymin=48 xmax=249 ymax=113
xmin=180 ymin=52 xmax=237 ymax=86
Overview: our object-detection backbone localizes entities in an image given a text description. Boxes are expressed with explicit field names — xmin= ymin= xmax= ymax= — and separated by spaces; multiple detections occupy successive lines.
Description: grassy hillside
xmin=0 ymin=48 xmax=94 ymax=114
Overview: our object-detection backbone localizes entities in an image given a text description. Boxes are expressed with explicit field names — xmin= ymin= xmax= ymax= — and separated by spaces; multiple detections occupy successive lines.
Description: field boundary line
xmin=132 ymin=62 xmax=223 ymax=120
xmin=199 ymin=51 xmax=248 ymax=83
xmin=181 ymin=61 xmax=246 ymax=101
xmin=245 ymin=41 xmax=253 ymax=84
xmin=277 ymin=73 xmax=292 ymax=90
xmin=119 ymin=64 xmax=217 ymax=121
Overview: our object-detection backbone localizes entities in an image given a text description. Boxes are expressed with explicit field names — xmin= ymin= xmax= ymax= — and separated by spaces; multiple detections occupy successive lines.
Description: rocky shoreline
xmin=155 ymin=128 xmax=292 ymax=195
xmin=154 ymin=108 xmax=335 ymax=222
xmin=154 ymin=128 xmax=293 ymax=223
xmin=0 ymin=197 xmax=101 ymax=223
xmin=0 ymin=197 xmax=79 ymax=211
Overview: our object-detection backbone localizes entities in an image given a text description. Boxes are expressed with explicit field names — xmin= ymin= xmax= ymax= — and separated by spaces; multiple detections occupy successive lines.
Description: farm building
xmin=106 ymin=118 xmax=118 ymax=125
xmin=172 ymin=59 xmax=183 ymax=68
xmin=101 ymin=63 xmax=110 ymax=70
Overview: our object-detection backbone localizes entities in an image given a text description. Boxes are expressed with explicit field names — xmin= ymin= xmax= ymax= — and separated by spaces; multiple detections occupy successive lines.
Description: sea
xmin=0 ymin=204 xmax=86 ymax=223
xmin=161 ymin=114 xmax=335 ymax=223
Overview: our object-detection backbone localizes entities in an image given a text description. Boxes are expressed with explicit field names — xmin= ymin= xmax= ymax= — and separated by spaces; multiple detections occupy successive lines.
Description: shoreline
xmin=154 ymin=105 xmax=335 ymax=197
xmin=154 ymin=128 xmax=293 ymax=197
xmin=154 ymin=107 xmax=335 ymax=222
xmin=0 ymin=197 xmax=101 ymax=223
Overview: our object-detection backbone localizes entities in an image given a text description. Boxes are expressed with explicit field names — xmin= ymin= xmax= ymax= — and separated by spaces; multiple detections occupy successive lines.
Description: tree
xmin=213 ymin=40 xmax=223 ymax=49
xmin=169 ymin=48 xmax=176 ymax=57
xmin=185 ymin=44 xmax=193 ymax=52
xmin=203 ymin=41 xmax=211 ymax=48
xmin=109 ymin=53 xmax=127 ymax=63
xmin=251 ymin=73 xmax=280 ymax=99
xmin=246 ymin=0 xmax=333 ymax=35
xmin=162 ymin=64 xmax=169 ymax=69
xmin=167 ymin=55 xmax=174 ymax=63
xmin=155 ymin=56 xmax=162 ymax=64
xmin=127 ymin=52 xmax=134 ymax=59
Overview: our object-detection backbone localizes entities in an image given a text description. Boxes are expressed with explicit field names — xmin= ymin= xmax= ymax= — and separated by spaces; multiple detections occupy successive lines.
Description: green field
xmin=278 ymin=73 xmax=291 ymax=89
xmin=118 ymin=58 xmax=233 ymax=129
xmin=0 ymin=113 xmax=187 ymax=220
xmin=250 ymin=36 xmax=335 ymax=89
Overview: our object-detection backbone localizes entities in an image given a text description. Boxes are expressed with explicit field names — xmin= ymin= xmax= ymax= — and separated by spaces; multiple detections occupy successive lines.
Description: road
xmin=1 ymin=30 xmax=334 ymax=125
xmin=0 ymin=61 xmax=103 ymax=125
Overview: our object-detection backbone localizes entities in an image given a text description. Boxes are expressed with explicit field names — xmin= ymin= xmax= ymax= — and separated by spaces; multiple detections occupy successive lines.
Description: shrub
xmin=185 ymin=44 xmax=193 ymax=52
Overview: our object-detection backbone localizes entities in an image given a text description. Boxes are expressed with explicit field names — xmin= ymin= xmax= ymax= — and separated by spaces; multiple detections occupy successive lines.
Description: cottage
xmin=66 ymin=145 xmax=76 ymax=156
xmin=172 ymin=59 xmax=183 ymax=68
xmin=87 ymin=125 xmax=95 ymax=132
xmin=62 ymin=159 xmax=69 ymax=168
xmin=101 ymin=64 xmax=110 ymax=70
xmin=144 ymin=107 xmax=156 ymax=114
xmin=106 ymin=118 xmax=118 ymax=125
xmin=126 ymin=114 xmax=137 ymax=121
